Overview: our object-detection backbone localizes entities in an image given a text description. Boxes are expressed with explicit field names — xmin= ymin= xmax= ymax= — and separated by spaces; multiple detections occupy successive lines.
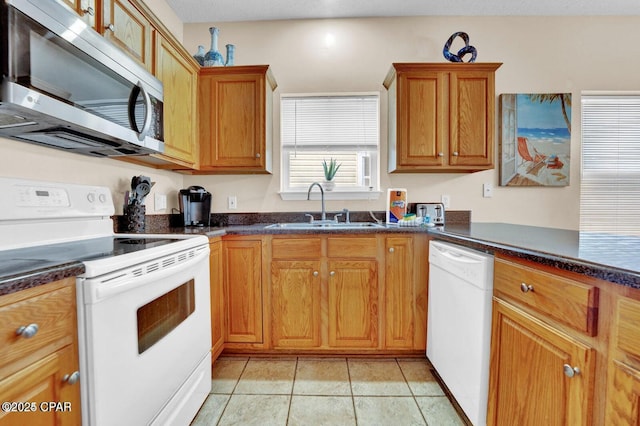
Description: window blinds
xmin=581 ymin=94 xmax=640 ymax=236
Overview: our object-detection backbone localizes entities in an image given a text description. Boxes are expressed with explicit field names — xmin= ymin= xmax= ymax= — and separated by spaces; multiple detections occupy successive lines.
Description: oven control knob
xmin=99 ymin=193 xmax=107 ymax=203
xmin=87 ymin=193 xmax=96 ymax=203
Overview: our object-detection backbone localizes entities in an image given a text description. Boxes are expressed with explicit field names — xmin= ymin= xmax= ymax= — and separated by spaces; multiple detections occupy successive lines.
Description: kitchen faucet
xmin=307 ymin=182 xmax=326 ymax=221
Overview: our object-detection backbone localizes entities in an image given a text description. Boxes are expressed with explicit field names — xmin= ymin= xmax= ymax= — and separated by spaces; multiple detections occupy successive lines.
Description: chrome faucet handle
xmin=333 ymin=213 xmax=343 ymax=223
xmin=304 ymin=213 xmax=315 ymax=223
xmin=342 ymin=208 xmax=350 ymax=223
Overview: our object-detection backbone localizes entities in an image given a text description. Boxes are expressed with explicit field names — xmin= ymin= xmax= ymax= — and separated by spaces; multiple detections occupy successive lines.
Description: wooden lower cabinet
xmin=209 ymin=238 xmax=224 ymax=360
xmin=267 ymin=234 xmax=427 ymax=353
xmin=327 ymin=259 xmax=378 ymax=348
xmin=488 ymin=299 xmax=595 ymax=425
xmin=222 ymin=238 xmax=264 ymax=345
xmin=606 ymin=296 xmax=640 ymax=424
xmin=0 ymin=279 xmax=81 ymax=426
xmin=271 ymin=260 xmax=322 ymax=348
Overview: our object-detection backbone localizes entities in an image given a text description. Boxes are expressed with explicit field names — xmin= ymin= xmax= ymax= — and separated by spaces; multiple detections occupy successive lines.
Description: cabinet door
xmin=199 ymin=69 xmax=268 ymax=171
xmin=0 ymin=346 xmax=80 ymax=426
xmin=271 ymin=260 xmax=322 ymax=348
xmin=397 ymin=71 xmax=446 ymax=168
xmin=488 ymin=299 xmax=595 ymax=426
xmin=384 ymin=237 xmax=414 ymax=349
xmin=60 ymin=0 xmax=97 ymax=29
xmin=155 ymin=34 xmax=198 ymax=167
xmin=449 ymin=70 xmax=494 ymax=167
xmin=328 ymin=260 xmax=378 ymax=348
xmin=209 ymin=240 xmax=224 ymax=359
xmin=605 ymin=360 xmax=640 ymax=424
xmin=223 ymin=240 xmax=263 ymax=343
xmin=102 ymin=0 xmax=152 ymax=71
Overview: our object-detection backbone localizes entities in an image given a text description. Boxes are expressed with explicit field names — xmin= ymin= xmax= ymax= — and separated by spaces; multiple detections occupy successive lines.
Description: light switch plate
xmin=154 ymin=193 xmax=167 ymax=211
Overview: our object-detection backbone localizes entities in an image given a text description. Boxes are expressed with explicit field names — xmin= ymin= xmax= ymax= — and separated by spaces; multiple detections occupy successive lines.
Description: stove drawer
xmin=0 ymin=281 xmax=75 ymax=368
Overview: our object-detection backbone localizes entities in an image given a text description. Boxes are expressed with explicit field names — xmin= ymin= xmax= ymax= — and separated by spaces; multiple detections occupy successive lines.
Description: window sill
xmin=279 ymin=190 xmax=382 ymax=201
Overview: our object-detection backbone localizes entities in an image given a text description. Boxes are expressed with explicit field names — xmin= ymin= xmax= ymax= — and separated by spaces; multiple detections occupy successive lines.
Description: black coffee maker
xmin=179 ymin=186 xmax=212 ymax=227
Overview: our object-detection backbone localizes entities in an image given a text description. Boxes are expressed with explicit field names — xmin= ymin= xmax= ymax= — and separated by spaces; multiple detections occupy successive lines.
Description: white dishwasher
xmin=427 ymin=240 xmax=494 ymax=426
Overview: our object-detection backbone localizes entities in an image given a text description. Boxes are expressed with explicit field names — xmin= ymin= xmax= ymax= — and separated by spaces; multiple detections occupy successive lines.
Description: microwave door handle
xmin=128 ymin=81 xmax=153 ymax=141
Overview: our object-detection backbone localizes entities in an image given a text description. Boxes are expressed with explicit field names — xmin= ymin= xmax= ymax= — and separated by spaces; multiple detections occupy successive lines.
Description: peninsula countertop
xmin=2 ymin=221 xmax=640 ymax=295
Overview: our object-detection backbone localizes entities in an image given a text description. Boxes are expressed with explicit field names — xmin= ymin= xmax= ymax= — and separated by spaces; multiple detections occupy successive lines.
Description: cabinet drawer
xmin=272 ymin=237 xmax=322 ymax=259
xmin=494 ymin=258 xmax=598 ymax=335
xmin=616 ymin=297 xmax=640 ymax=359
xmin=327 ymin=237 xmax=377 ymax=258
xmin=0 ymin=285 xmax=74 ymax=367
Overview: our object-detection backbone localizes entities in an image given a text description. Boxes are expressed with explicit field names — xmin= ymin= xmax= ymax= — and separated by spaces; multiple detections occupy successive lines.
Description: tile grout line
xmin=284 ymin=357 xmax=299 ymax=425
xmin=215 ymin=357 xmax=250 ymax=426
xmin=395 ymin=358 xmax=430 ymax=426
xmin=346 ymin=357 xmax=359 ymax=426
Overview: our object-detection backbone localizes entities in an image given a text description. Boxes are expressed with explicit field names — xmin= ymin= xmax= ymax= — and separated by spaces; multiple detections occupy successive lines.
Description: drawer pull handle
xmin=16 ymin=323 xmax=39 ymax=338
xmin=389 ymin=247 xmax=395 ymax=253
xmin=520 ymin=283 xmax=534 ymax=293
xmin=329 ymin=271 xmax=335 ymax=276
xmin=82 ymin=6 xmax=95 ymax=16
xmin=63 ymin=371 xmax=80 ymax=385
xmin=563 ymin=364 xmax=581 ymax=378
xmin=106 ymin=23 xmax=115 ymax=32
xmin=313 ymin=271 xmax=319 ymax=277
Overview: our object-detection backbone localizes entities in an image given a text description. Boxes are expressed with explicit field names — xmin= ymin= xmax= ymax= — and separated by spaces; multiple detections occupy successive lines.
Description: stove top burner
xmin=0 ymin=235 xmax=190 ymax=278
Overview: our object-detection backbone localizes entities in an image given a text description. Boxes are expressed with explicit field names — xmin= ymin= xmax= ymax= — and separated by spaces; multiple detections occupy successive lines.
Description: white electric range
xmin=0 ymin=177 xmax=212 ymax=426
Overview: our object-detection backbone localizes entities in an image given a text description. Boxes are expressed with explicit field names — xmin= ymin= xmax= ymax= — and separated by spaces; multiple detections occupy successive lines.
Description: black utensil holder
xmin=124 ymin=204 xmax=146 ymax=233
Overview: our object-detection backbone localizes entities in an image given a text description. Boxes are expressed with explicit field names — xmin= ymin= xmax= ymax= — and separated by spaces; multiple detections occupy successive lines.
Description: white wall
xmin=3 ymin=14 xmax=640 ymax=228
xmin=181 ymin=16 xmax=640 ymax=229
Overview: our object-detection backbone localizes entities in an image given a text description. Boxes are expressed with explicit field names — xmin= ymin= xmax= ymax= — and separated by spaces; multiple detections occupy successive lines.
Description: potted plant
xmin=322 ymin=158 xmax=341 ymax=191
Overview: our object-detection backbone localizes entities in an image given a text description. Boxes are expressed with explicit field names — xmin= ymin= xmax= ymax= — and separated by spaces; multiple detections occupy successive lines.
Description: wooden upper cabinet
xmin=60 ymin=0 xmax=97 ymax=29
xmin=102 ymin=0 xmax=153 ymax=72
xmin=198 ymin=65 xmax=277 ymax=174
xmin=384 ymin=63 xmax=501 ymax=173
xmin=152 ymin=33 xmax=199 ymax=168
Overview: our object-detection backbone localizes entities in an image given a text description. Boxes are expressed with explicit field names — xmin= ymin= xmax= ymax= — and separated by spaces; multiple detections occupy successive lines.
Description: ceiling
xmin=164 ymin=0 xmax=640 ymax=24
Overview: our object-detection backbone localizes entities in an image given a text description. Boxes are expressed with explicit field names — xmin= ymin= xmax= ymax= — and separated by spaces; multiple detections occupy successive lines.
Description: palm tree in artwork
xmin=527 ymin=94 xmax=571 ymax=133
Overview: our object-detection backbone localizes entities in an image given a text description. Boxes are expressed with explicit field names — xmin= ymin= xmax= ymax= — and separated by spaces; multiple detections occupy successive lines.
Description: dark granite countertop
xmin=3 ymin=218 xmax=640 ymax=296
xmin=431 ymin=223 xmax=640 ymax=289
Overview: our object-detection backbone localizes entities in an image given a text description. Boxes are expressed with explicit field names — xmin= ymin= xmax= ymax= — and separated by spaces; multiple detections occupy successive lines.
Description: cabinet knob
xmin=329 ymin=271 xmax=335 ymax=276
xmin=389 ymin=247 xmax=395 ymax=253
xmin=563 ymin=364 xmax=581 ymax=378
xmin=16 ymin=323 xmax=39 ymax=338
xmin=520 ymin=283 xmax=534 ymax=293
xmin=82 ymin=6 xmax=95 ymax=16
xmin=453 ymin=151 xmax=459 ymax=156
xmin=106 ymin=23 xmax=115 ymax=32
xmin=438 ymin=152 xmax=444 ymax=157
xmin=62 ymin=371 xmax=80 ymax=385
xmin=255 ymin=153 xmax=261 ymax=158
xmin=313 ymin=271 xmax=319 ymax=277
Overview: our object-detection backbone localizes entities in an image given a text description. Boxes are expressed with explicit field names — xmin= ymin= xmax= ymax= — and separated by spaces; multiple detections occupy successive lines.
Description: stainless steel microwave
xmin=0 ymin=0 xmax=164 ymax=157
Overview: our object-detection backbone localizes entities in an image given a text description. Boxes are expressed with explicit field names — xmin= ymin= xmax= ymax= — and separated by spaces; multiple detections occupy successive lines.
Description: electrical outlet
xmin=228 ymin=195 xmax=237 ymax=210
xmin=154 ymin=193 xmax=167 ymax=211
xmin=483 ymin=183 xmax=494 ymax=198
xmin=441 ymin=194 xmax=451 ymax=209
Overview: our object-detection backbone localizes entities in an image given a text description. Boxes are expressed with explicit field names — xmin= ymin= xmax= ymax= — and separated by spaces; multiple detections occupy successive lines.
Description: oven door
xmin=77 ymin=244 xmax=211 ymax=426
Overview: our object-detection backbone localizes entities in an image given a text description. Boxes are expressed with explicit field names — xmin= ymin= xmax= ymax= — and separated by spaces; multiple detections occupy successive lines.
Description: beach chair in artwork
xmin=517 ymin=137 xmax=548 ymax=176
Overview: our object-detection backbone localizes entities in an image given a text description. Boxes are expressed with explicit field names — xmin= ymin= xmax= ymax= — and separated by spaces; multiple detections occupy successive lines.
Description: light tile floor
xmin=192 ymin=357 xmax=466 ymax=426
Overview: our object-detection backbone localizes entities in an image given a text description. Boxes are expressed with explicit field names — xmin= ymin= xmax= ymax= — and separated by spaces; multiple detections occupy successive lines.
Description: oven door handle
xmin=84 ymin=246 xmax=209 ymax=302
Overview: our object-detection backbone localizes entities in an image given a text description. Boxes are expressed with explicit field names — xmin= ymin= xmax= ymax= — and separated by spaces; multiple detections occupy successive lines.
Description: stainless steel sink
xmin=264 ymin=222 xmax=385 ymax=230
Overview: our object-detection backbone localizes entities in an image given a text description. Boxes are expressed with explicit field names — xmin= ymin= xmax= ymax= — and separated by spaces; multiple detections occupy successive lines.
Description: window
xmin=280 ymin=93 xmax=380 ymax=199
xmin=581 ymin=93 xmax=640 ymax=236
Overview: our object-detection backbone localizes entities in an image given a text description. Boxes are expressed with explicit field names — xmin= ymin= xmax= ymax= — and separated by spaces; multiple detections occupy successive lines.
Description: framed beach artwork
xmin=499 ymin=93 xmax=572 ymax=186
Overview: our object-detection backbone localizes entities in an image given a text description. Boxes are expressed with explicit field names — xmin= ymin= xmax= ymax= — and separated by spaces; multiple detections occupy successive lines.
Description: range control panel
xmin=0 ymin=177 xmax=114 ymax=220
